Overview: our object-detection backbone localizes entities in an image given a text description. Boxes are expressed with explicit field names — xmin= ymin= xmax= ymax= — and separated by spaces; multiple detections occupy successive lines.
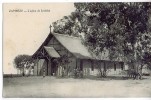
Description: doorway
xmin=50 ymin=58 xmax=58 ymax=76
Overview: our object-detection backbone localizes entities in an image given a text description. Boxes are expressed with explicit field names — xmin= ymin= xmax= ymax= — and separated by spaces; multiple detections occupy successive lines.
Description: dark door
xmin=51 ymin=59 xmax=58 ymax=76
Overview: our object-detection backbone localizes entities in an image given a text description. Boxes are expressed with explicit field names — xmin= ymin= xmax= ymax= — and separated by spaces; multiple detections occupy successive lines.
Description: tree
xmin=52 ymin=3 xmax=151 ymax=79
xmin=58 ymin=55 xmax=71 ymax=77
xmin=14 ymin=55 xmax=34 ymax=76
xmin=74 ymin=3 xmax=151 ymax=79
xmin=52 ymin=12 xmax=83 ymax=37
xmin=52 ymin=55 xmax=71 ymax=77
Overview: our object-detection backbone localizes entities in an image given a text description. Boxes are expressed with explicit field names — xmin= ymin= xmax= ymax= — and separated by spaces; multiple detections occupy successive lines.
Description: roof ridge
xmin=52 ymin=33 xmax=81 ymax=40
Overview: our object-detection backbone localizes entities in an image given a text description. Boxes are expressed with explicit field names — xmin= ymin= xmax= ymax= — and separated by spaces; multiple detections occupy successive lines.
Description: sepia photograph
xmin=3 ymin=2 xmax=151 ymax=98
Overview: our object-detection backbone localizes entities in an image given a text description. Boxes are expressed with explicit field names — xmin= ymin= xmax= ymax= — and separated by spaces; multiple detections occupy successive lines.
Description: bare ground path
xmin=3 ymin=76 xmax=151 ymax=98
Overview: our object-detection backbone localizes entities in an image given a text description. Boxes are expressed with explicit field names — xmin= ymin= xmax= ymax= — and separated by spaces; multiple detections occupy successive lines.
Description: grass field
xmin=3 ymin=76 xmax=151 ymax=98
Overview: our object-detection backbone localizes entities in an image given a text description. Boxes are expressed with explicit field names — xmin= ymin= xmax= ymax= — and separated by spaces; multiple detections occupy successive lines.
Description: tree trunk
xmin=131 ymin=44 xmax=140 ymax=80
xmin=103 ymin=62 xmax=107 ymax=77
xmin=134 ymin=62 xmax=139 ymax=79
xmin=97 ymin=61 xmax=108 ymax=78
xmin=132 ymin=61 xmax=142 ymax=80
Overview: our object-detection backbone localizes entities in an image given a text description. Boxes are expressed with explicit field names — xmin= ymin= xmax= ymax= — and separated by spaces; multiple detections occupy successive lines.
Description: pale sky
xmin=3 ymin=3 xmax=75 ymax=74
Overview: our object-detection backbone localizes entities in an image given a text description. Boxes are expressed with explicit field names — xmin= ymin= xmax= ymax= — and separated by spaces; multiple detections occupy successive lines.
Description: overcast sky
xmin=3 ymin=3 xmax=75 ymax=74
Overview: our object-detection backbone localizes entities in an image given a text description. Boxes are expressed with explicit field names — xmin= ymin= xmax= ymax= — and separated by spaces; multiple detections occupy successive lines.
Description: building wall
xmin=56 ymin=57 xmax=77 ymax=77
xmin=81 ymin=60 xmax=125 ymax=77
xmin=47 ymin=60 xmax=51 ymax=75
xmin=34 ymin=58 xmax=125 ymax=77
xmin=106 ymin=62 xmax=125 ymax=76
xmin=91 ymin=60 xmax=102 ymax=76
xmin=34 ymin=59 xmax=48 ymax=76
xmin=67 ymin=57 xmax=77 ymax=76
xmin=41 ymin=36 xmax=76 ymax=76
xmin=34 ymin=36 xmax=125 ymax=77
xmin=34 ymin=59 xmax=38 ymax=75
xmin=82 ymin=59 xmax=91 ymax=76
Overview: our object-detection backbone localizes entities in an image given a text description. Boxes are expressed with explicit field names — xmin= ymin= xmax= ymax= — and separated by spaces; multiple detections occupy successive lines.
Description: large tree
xmin=53 ymin=3 xmax=151 ymax=78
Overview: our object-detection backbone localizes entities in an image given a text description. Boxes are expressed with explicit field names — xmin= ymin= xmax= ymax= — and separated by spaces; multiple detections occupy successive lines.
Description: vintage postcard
xmin=3 ymin=3 xmax=151 ymax=98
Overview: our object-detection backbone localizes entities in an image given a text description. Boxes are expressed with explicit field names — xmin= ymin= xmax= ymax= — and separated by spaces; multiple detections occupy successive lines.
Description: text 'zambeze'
xmin=9 ymin=9 xmax=51 ymax=12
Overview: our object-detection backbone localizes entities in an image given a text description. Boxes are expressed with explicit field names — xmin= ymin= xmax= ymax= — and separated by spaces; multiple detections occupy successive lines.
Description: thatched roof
xmin=32 ymin=33 xmax=123 ymax=62
xmin=44 ymin=46 xmax=60 ymax=58
xmin=32 ymin=33 xmax=95 ymax=59
xmin=53 ymin=33 xmax=94 ymax=59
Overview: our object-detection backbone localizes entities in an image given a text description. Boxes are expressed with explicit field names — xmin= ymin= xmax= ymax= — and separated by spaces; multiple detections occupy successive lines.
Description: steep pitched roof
xmin=32 ymin=33 xmax=123 ymax=62
xmin=32 ymin=33 xmax=53 ymax=58
xmin=52 ymin=33 xmax=94 ymax=59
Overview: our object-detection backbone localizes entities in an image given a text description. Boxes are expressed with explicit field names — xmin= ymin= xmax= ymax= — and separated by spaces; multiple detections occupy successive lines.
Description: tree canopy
xmin=14 ymin=54 xmax=34 ymax=69
xmin=52 ymin=3 xmax=151 ymax=69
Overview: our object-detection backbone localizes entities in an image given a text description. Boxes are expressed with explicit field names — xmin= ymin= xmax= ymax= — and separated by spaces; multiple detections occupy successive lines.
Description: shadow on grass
xmin=54 ymin=75 xmax=129 ymax=81
xmin=3 ymin=74 xmax=149 ymax=81
xmin=56 ymin=75 xmax=150 ymax=81
xmin=85 ymin=75 xmax=150 ymax=81
xmin=83 ymin=75 xmax=129 ymax=81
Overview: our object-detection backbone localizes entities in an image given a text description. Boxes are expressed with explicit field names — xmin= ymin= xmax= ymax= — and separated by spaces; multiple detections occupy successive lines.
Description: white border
xmin=1 ymin=0 xmax=150 ymax=2
xmin=1 ymin=1 xmax=3 ymax=100
xmin=1 ymin=0 xmax=150 ymax=100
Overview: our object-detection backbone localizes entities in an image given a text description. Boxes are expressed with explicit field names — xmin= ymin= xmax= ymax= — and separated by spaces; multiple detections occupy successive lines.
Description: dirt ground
xmin=3 ymin=76 xmax=151 ymax=98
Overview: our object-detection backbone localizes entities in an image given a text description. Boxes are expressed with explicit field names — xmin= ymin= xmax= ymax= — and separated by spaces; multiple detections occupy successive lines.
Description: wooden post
xmin=49 ymin=59 xmax=51 ymax=76
xmin=91 ymin=60 xmax=94 ymax=71
xmin=76 ymin=59 xmax=77 ymax=69
xmin=80 ymin=59 xmax=83 ymax=71
xmin=47 ymin=58 xmax=49 ymax=76
xmin=76 ymin=58 xmax=78 ymax=77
